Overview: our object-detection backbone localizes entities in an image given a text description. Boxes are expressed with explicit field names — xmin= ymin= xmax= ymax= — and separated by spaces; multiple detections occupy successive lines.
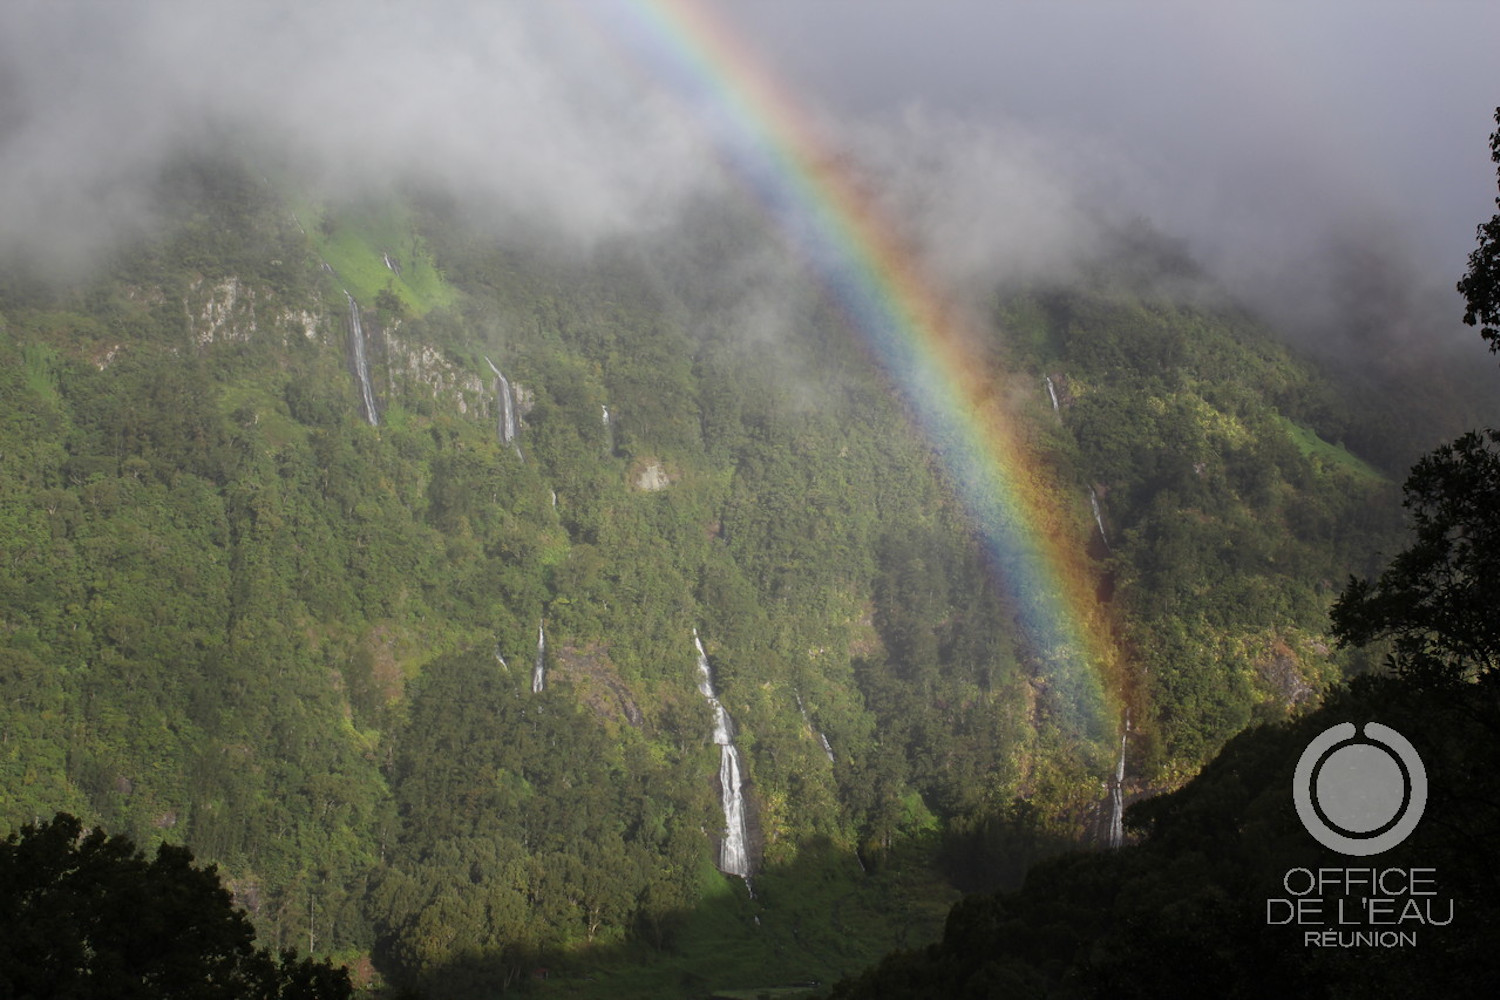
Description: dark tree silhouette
xmin=1331 ymin=429 xmax=1500 ymax=682
xmin=1458 ymin=107 xmax=1500 ymax=353
xmin=1334 ymin=110 xmax=1500 ymax=682
xmin=0 ymin=813 xmax=351 ymax=1000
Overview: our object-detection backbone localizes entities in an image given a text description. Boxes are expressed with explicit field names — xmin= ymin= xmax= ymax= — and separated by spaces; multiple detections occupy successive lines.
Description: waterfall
xmin=1107 ymin=712 xmax=1129 ymax=849
xmin=345 ymin=293 xmax=379 ymax=427
xmin=532 ymin=622 xmax=546 ymax=694
xmin=796 ymin=691 xmax=835 ymax=763
xmin=602 ymin=404 xmax=610 ymax=426
xmin=1090 ymin=487 xmax=1110 ymax=550
xmin=494 ymin=646 xmax=509 ymax=671
xmin=499 ymin=374 xmax=516 ymax=445
xmin=550 ymin=490 xmax=557 ymax=509
xmin=484 ymin=357 xmax=518 ymax=446
xmin=694 ymin=629 xmax=751 ymax=877
xmin=1045 ymin=374 xmax=1060 ymax=413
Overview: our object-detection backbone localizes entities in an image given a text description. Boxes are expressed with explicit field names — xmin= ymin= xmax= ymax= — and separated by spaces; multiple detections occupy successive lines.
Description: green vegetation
xmin=830 ymin=671 xmax=1500 ymax=999
xmin=832 ymin=105 xmax=1500 ymax=1000
xmin=302 ymin=198 xmax=455 ymax=316
xmin=0 ymin=150 xmax=1482 ymax=995
xmin=0 ymin=812 xmax=350 ymax=998
xmin=1278 ymin=416 xmax=1385 ymax=482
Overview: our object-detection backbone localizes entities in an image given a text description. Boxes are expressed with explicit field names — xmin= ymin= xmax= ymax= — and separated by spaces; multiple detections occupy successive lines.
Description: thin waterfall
xmin=532 ymin=622 xmax=546 ymax=694
xmin=796 ymin=691 xmax=835 ymax=763
xmin=1090 ymin=487 xmax=1110 ymax=550
xmin=1045 ymin=374 xmax=1060 ymax=413
xmin=694 ymin=629 xmax=751 ymax=877
xmin=484 ymin=357 xmax=518 ymax=446
xmin=345 ymin=293 xmax=378 ymax=426
xmin=1107 ymin=711 xmax=1129 ymax=849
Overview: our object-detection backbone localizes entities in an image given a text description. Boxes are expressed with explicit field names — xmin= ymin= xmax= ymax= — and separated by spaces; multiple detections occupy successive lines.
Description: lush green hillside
xmin=0 ymin=154 xmax=1469 ymax=995
xmin=830 ymin=670 xmax=1500 ymax=999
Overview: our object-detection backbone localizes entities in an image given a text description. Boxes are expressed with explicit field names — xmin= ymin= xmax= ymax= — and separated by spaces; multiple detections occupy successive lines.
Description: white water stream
xmin=1090 ymin=487 xmax=1110 ymax=550
xmin=694 ymin=629 xmax=750 ymax=877
xmin=345 ymin=293 xmax=378 ymax=426
xmin=532 ymin=621 xmax=546 ymax=694
xmin=1107 ymin=712 xmax=1129 ymax=849
xmin=484 ymin=357 xmax=518 ymax=446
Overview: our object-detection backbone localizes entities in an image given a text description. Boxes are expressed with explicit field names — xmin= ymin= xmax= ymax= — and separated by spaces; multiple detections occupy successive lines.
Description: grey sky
xmin=1 ymin=0 xmax=1496 ymax=348
xmin=703 ymin=2 xmax=1500 ymax=309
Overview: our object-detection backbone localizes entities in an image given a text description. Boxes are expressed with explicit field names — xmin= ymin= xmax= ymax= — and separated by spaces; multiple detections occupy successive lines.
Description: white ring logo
xmin=1293 ymin=722 xmax=1426 ymax=856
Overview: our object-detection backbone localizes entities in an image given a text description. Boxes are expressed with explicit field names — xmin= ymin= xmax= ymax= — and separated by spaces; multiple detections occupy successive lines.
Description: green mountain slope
xmin=831 ymin=672 xmax=1500 ymax=999
xmin=0 ymin=157 xmax=1466 ymax=995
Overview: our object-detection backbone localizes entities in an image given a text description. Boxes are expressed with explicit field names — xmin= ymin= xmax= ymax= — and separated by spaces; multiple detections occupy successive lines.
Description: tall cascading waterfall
xmin=1107 ymin=711 xmax=1129 ymax=849
xmin=1045 ymin=374 xmax=1060 ymax=413
xmin=484 ymin=357 xmax=518 ymax=447
xmin=694 ymin=629 xmax=751 ymax=878
xmin=1090 ymin=487 xmax=1110 ymax=550
xmin=532 ymin=622 xmax=546 ymax=694
xmin=345 ymin=293 xmax=379 ymax=427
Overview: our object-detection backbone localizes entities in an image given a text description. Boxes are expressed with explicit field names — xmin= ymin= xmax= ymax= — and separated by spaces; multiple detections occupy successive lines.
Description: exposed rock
xmin=189 ymin=276 xmax=257 ymax=347
xmin=94 ymin=343 xmax=123 ymax=370
xmin=635 ymin=461 xmax=670 ymax=492
xmin=384 ymin=335 xmax=486 ymax=414
xmin=1257 ymin=638 xmax=1316 ymax=709
xmin=550 ymin=642 xmax=643 ymax=727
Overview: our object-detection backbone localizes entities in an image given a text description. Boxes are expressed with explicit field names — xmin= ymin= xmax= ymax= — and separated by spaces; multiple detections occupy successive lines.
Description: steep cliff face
xmin=175 ymin=271 xmax=504 ymax=429
xmin=185 ymin=276 xmax=323 ymax=348
xmin=386 ymin=334 xmax=487 ymax=416
xmin=0 ymin=168 xmax=1447 ymax=997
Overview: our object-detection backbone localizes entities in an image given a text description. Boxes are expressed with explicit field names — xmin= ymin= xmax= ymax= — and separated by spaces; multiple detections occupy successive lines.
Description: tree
xmin=1457 ymin=108 xmax=1500 ymax=353
xmin=0 ymin=813 xmax=352 ymax=1000
xmin=1333 ymin=111 xmax=1500 ymax=682
xmin=1331 ymin=430 xmax=1500 ymax=681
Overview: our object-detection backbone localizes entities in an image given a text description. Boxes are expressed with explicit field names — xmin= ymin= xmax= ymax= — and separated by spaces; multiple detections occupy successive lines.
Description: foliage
xmin=832 ymin=674 xmax=1500 ymax=999
xmin=835 ymin=107 xmax=1500 ymax=1000
xmin=1457 ymin=108 xmax=1500 ymax=353
xmin=0 ymin=150 xmax=1461 ymax=994
xmin=0 ymin=812 xmax=351 ymax=999
xmin=1332 ymin=429 xmax=1500 ymax=682
xmin=1336 ymin=112 xmax=1500 ymax=685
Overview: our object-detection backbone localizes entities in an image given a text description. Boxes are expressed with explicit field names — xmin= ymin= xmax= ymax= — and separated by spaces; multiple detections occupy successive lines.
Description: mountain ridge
xmin=0 ymin=155 xmax=1469 ymax=995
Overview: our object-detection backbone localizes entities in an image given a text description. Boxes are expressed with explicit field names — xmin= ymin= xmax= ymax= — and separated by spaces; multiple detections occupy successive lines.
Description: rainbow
xmin=603 ymin=0 xmax=1122 ymax=747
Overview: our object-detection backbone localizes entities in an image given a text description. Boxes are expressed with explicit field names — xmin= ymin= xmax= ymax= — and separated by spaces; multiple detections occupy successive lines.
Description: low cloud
xmin=3 ymin=0 xmax=1498 ymax=378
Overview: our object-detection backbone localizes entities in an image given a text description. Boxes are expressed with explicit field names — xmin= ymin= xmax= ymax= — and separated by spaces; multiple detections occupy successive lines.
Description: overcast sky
xmin=2 ymin=1 xmax=1497 ymax=345
xmin=702 ymin=2 xmax=1500 ymax=317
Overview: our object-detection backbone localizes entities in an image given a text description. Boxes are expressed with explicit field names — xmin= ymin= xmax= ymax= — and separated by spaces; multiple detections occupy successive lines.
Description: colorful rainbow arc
xmin=611 ymin=0 xmax=1121 ymax=745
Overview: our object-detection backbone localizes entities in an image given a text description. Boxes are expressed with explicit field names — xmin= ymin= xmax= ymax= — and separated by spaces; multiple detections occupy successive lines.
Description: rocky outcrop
xmin=383 ymin=334 xmax=487 ymax=416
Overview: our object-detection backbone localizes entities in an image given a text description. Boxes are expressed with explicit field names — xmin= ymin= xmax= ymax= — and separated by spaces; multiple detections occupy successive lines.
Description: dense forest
xmin=829 ymin=671 xmax=1500 ymax=999
xmin=831 ymin=107 xmax=1500 ymax=1000
xmin=0 ymin=144 xmax=1493 ymax=996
